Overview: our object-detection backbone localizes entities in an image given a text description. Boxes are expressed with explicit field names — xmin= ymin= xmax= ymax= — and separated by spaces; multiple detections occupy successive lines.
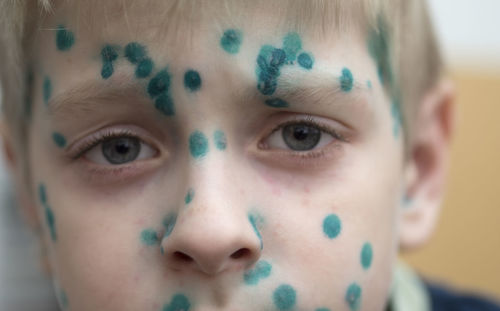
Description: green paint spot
xmin=189 ymin=131 xmax=209 ymax=159
xmin=155 ymin=93 xmax=175 ymax=116
xmin=213 ymin=130 xmax=227 ymax=150
xmin=273 ymin=284 xmax=297 ymax=310
xmin=340 ymin=68 xmax=354 ymax=92
xmin=100 ymin=45 xmax=119 ymax=79
xmin=248 ymin=214 xmax=263 ymax=250
xmin=361 ymin=242 xmax=373 ymax=270
xmin=264 ymin=98 xmax=289 ymax=108
xmin=220 ymin=29 xmax=243 ymax=54
xmin=140 ymin=229 xmax=159 ymax=246
xmin=38 ymin=184 xmax=47 ymax=206
xmin=297 ymin=52 xmax=314 ymax=70
xmin=43 ymin=76 xmax=52 ymax=106
xmin=162 ymin=294 xmax=191 ymax=311
xmin=244 ymin=260 xmax=272 ymax=285
xmin=148 ymin=69 xmax=171 ymax=97
xmin=184 ymin=188 xmax=195 ymax=205
xmin=367 ymin=80 xmax=372 ymax=89
xmin=184 ymin=70 xmax=202 ymax=92
xmin=56 ymin=25 xmax=75 ymax=51
xmin=256 ymin=46 xmax=286 ymax=95
xmin=45 ymin=206 xmax=57 ymax=242
xmin=101 ymin=62 xmax=114 ymax=79
xmin=101 ymin=45 xmax=119 ymax=62
xmin=323 ymin=214 xmax=341 ymax=239
xmin=283 ymin=32 xmax=302 ymax=63
xmin=124 ymin=42 xmax=147 ymax=64
xmin=136 ymin=58 xmax=153 ymax=78
xmin=124 ymin=43 xmax=153 ymax=78
xmin=163 ymin=213 xmax=177 ymax=238
xmin=52 ymin=132 xmax=67 ymax=148
xmin=345 ymin=283 xmax=362 ymax=311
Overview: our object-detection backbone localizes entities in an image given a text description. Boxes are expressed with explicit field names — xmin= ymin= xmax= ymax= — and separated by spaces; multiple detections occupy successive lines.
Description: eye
xmin=263 ymin=119 xmax=338 ymax=151
xmin=84 ymin=135 xmax=156 ymax=165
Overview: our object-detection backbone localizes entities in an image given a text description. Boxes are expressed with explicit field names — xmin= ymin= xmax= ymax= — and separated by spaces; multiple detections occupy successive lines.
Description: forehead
xmin=32 ymin=0 xmax=384 ymax=134
xmin=40 ymin=0 xmax=371 ymax=45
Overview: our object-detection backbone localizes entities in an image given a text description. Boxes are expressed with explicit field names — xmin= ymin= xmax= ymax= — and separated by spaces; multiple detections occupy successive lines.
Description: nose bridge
xmin=161 ymin=146 xmax=261 ymax=275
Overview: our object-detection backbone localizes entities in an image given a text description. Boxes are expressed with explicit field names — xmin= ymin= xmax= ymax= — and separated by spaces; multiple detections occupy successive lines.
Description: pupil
xmin=102 ymin=137 xmax=141 ymax=165
xmin=293 ymin=127 xmax=309 ymax=140
xmin=282 ymin=124 xmax=321 ymax=151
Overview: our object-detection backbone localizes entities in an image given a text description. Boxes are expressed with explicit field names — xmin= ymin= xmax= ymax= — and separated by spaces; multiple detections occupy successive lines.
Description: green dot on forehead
xmin=189 ymin=130 xmax=209 ymax=159
xmin=148 ymin=69 xmax=171 ymax=98
xmin=323 ymin=214 xmax=342 ymax=239
xmin=56 ymin=25 xmax=75 ymax=51
xmin=220 ymin=29 xmax=243 ymax=54
xmin=52 ymin=132 xmax=67 ymax=148
xmin=124 ymin=42 xmax=147 ymax=64
xmin=101 ymin=45 xmax=119 ymax=62
xmin=184 ymin=70 xmax=202 ymax=92
xmin=340 ymin=67 xmax=354 ymax=92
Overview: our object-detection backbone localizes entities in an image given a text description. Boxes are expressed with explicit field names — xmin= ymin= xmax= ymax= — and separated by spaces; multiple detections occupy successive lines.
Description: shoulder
xmin=426 ymin=282 xmax=500 ymax=311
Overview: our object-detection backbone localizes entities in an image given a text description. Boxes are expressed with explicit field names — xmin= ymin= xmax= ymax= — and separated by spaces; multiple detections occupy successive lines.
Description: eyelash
xmin=261 ymin=115 xmax=345 ymax=157
xmin=71 ymin=129 xmax=136 ymax=160
xmin=71 ymin=116 xmax=344 ymax=168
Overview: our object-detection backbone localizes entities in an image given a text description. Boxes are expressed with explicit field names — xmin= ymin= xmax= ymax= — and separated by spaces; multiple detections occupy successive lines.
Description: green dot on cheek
xmin=273 ymin=284 xmax=297 ymax=310
xmin=322 ymin=214 xmax=342 ymax=239
xmin=361 ymin=242 xmax=373 ymax=270
xmin=345 ymin=283 xmax=362 ymax=311
xmin=140 ymin=229 xmax=159 ymax=246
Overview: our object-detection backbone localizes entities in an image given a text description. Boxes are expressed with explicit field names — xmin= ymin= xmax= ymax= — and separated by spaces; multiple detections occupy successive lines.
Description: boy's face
xmin=28 ymin=2 xmax=406 ymax=311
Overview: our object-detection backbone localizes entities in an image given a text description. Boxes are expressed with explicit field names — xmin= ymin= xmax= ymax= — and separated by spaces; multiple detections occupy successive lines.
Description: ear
xmin=0 ymin=119 xmax=40 ymax=231
xmin=399 ymin=78 xmax=456 ymax=251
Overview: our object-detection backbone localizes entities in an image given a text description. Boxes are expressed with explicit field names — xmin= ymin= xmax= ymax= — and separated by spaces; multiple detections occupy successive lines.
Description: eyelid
xmin=258 ymin=114 xmax=347 ymax=150
xmin=67 ymin=125 xmax=160 ymax=160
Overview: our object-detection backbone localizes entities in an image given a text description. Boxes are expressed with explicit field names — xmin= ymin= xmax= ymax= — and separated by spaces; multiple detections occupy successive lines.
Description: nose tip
xmin=161 ymin=220 xmax=262 ymax=275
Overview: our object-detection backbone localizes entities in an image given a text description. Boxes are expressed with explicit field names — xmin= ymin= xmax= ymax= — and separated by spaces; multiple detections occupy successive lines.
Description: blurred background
xmin=0 ymin=0 xmax=499 ymax=309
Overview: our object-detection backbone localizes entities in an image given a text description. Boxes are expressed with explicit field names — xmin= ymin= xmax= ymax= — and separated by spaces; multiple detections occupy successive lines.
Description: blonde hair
xmin=0 ymin=0 xmax=442 ymax=156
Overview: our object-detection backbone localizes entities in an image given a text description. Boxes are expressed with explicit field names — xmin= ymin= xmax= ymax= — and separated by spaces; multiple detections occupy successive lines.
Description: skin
xmin=3 ymin=2 xmax=455 ymax=311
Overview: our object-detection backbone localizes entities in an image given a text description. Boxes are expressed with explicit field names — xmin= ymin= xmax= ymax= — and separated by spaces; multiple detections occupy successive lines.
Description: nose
xmin=161 ymin=206 xmax=262 ymax=275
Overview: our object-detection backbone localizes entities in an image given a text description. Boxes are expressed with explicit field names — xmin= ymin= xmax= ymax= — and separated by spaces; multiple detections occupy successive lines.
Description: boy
xmin=0 ymin=0 xmax=497 ymax=310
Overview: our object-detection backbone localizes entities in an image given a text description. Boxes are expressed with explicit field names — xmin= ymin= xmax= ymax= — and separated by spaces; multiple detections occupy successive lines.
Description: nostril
xmin=230 ymin=248 xmax=251 ymax=259
xmin=173 ymin=251 xmax=194 ymax=263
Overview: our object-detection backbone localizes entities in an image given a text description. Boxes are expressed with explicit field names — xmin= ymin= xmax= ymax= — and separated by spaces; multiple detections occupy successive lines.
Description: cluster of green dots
xmin=188 ymin=130 xmax=228 ymax=159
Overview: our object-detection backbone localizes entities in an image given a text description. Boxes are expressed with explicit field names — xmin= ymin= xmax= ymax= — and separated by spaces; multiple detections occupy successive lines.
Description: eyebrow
xmin=48 ymin=68 xmax=372 ymax=119
xmin=276 ymin=67 xmax=368 ymax=102
xmin=48 ymin=73 xmax=148 ymax=117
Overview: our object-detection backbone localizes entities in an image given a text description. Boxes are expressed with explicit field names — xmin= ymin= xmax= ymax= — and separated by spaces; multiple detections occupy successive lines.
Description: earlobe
xmin=399 ymin=78 xmax=456 ymax=251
